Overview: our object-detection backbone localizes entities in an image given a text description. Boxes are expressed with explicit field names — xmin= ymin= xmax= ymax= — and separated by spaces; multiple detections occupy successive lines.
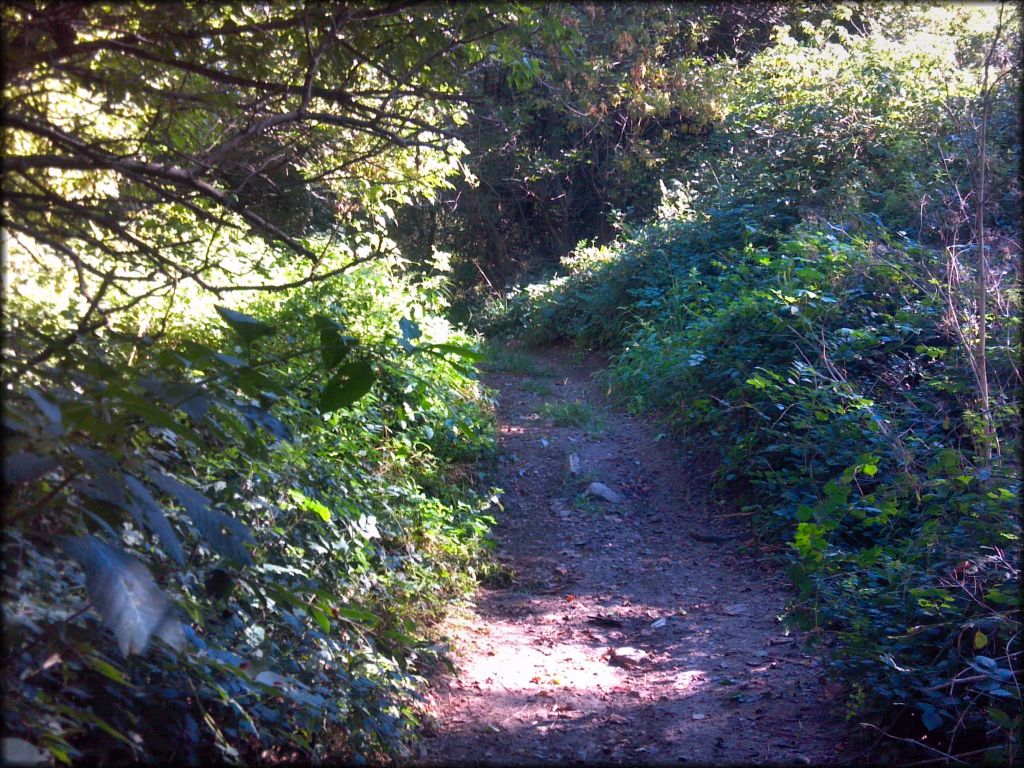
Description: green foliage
xmin=2 ymin=254 xmax=500 ymax=764
xmin=482 ymin=6 xmax=1022 ymax=762
xmin=503 ymin=208 xmax=1021 ymax=760
xmin=393 ymin=2 xmax=814 ymax=309
xmin=2 ymin=3 xmax=542 ymax=760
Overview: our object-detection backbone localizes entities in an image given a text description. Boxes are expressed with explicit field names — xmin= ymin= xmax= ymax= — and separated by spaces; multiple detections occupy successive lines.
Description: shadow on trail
xmin=415 ymin=347 xmax=848 ymax=765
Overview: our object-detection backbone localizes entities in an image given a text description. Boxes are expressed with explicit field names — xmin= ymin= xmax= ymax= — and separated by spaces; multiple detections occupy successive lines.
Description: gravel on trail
xmin=414 ymin=346 xmax=852 ymax=765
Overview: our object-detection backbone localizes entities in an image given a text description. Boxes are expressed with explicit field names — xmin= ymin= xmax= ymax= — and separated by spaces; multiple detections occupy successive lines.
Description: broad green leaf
xmin=111 ymin=390 xmax=202 ymax=445
xmin=147 ymin=470 xmax=253 ymax=566
xmin=919 ymin=706 xmax=943 ymax=731
xmin=60 ymin=400 xmax=118 ymax=439
xmin=59 ymin=535 xmax=185 ymax=657
xmin=25 ymin=389 xmax=63 ymax=435
xmin=215 ymin=306 xmax=275 ymax=346
xmin=422 ymin=342 xmax=485 ymax=361
xmin=399 ymin=317 xmax=422 ymax=341
xmin=333 ymin=604 xmax=379 ymax=627
xmin=987 ymin=707 xmax=1013 ymax=729
xmin=937 ymin=448 xmax=961 ymax=470
xmin=3 ymin=453 xmax=59 ymax=486
xmin=239 ymin=404 xmax=292 ymax=441
xmin=319 ymin=361 xmax=375 ymax=413
xmin=213 ymin=352 xmax=248 ymax=368
xmin=139 ymin=378 xmax=209 ymax=420
xmin=317 ymin=324 xmax=357 ymax=370
xmin=307 ymin=604 xmax=331 ymax=633
xmin=124 ymin=475 xmax=186 ymax=567
xmin=288 ymin=489 xmax=331 ymax=522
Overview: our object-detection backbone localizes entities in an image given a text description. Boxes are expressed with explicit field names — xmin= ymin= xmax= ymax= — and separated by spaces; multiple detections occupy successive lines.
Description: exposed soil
xmin=414 ymin=346 xmax=853 ymax=765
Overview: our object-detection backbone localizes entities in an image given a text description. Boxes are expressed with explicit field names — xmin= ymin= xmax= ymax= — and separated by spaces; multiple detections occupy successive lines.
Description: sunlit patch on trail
xmin=421 ymin=347 xmax=849 ymax=765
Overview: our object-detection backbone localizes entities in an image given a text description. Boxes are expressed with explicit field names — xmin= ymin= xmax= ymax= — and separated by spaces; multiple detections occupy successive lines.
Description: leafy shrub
xmin=492 ymin=206 xmax=1021 ymax=761
xmin=2 ymin=252 xmax=499 ymax=764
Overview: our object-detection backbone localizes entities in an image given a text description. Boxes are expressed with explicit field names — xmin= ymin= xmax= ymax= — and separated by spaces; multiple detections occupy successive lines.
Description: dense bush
xmin=2 ymin=252 xmax=499 ymax=764
xmin=492 ymin=208 xmax=1021 ymax=761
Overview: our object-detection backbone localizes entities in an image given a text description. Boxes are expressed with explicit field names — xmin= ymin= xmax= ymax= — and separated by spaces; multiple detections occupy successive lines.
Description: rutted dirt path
xmin=415 ymin=346 xmax=851 ymax=765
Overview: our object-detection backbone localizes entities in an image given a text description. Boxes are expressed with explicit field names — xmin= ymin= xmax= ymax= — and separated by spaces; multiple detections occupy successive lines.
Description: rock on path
xmin=414 ymin=345 xmax=850 ymax=765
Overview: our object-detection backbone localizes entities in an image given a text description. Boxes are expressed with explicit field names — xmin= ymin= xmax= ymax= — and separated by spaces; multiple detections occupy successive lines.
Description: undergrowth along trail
xmin=417 ymin=345 xmax=851 ymax=764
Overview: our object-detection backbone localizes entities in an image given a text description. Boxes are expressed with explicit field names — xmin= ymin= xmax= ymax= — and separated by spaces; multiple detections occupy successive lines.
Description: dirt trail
xmin=415 ymin=346 xmax=851 ymax=765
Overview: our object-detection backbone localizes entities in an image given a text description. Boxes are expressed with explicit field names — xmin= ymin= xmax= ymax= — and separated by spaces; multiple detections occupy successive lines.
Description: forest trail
xmin=415 ymin=345 xmax=852 ymax=765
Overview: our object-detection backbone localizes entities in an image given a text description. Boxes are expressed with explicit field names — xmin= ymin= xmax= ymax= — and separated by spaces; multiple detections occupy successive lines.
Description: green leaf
xmin=333 ymin=604 xmax=379 ymax=627
xmin=399 ymin=317 xmax=422 ymax=342
xmin=215 ymin=305 xmax=276 ymax=346
xmin=232 ymin=367 xmax=280 ymax=398
xmin=972 ymin=655 xmax=998 ymax=671
xmin=399 ymin=316 xmax=421 ymax=338
xmin=25 ymin=388 xmax=63 ymax=435
xmin=918 ymin=705 xmax=944 ymax=731
xmin=52 ymin=703 xmax=135 ymax=748
xmin=147 ymin=470 xmax=254 ymax=566
xmin=422 ymin=342 xmax=485 ymax=361
xmin=124 ymin=475 xmax=186 ymax=567
xmin=239 ymin=404 xmax=292 ymax=441
xmin=987 ymin=707 xmax=1013 ymax=730
xmin=319 ymin=361 xmax=375 ymax=413
xmin=307 ymin=604 xmax=331 ymax=633
xmin=139 ymin=378 xmax=209 ymax=420
xmin=288 ymin=489 xmax=331 ymax=522
xmin=320 ymin=329 xmax=357 ymax=370
xmin=86 ymin=655 xmax=134 ymax=687
xmin=3 ymin=453 xmax=59 ymax=486
xmin=937 ymin=448 xmax=961 ymax=470
xmin=111 ymin=390 xmax=202 ymax=445
xmin=984 ymin=589 xmax=1021 ymax=607
xmin=59 ymin=535 xmax=185 ymax=657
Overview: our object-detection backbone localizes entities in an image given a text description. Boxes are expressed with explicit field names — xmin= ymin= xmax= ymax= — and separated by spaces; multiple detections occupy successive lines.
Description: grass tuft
xmin=539 ymin=399 xmax=606 ymax=434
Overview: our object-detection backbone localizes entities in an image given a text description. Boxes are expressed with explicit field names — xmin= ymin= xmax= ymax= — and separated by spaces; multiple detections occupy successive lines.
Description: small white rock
xmin=586 ymin=482 xmax=624 ymax=504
